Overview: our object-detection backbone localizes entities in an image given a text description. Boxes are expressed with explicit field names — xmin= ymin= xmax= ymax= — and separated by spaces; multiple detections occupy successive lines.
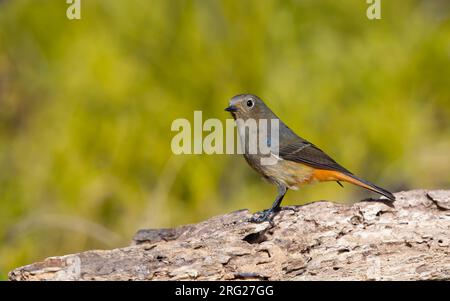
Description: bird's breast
xmin=244 ymin=154 xmax=316 ymax=189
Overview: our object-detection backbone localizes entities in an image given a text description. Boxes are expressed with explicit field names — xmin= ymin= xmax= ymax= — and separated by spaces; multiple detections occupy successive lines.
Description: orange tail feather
xmin=312 ymin=169 xmax=395 ymax=201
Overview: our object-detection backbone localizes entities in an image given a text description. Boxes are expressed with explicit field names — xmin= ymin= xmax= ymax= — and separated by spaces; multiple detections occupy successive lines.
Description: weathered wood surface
xmin=9 ymin=190 xmax=450 ymax=281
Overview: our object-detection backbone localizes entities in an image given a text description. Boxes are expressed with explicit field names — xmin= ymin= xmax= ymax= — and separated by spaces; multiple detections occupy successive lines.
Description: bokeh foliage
xmin=0 ymin=0 xmax=449 ymax=279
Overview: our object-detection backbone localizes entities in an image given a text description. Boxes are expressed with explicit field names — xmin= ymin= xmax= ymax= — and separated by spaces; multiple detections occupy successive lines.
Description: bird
xmin=225 ymin=94 xmax=395 ymax=223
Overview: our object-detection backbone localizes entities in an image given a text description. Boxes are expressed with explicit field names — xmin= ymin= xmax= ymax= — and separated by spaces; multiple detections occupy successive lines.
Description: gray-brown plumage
xmin=225 ymin=94 xmax=395 ymax=222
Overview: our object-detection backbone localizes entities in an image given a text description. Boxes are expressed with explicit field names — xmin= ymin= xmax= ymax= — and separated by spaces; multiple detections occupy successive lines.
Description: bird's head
xmin=225 ymin=94 xmax=275 ymax=121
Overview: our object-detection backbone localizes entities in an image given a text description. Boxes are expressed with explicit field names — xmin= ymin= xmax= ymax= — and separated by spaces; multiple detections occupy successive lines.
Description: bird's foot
xmin=247 ymin=208 xmax=280 ymax=223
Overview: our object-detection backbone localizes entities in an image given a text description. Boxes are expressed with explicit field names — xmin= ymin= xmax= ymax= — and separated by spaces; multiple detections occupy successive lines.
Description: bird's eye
xmin=246 ymin=99 xmax=254 ymax=108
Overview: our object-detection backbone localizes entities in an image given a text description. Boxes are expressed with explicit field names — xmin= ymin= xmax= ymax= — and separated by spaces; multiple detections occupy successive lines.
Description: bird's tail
xmin=311 ymin=168 xmax=396 ymax=201
xmin=338 ymin=173 xmax=396 ymax=201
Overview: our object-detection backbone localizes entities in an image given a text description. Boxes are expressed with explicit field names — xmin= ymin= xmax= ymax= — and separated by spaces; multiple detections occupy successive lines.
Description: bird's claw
xmin=247 ymin=208 xmax=279 ymax=223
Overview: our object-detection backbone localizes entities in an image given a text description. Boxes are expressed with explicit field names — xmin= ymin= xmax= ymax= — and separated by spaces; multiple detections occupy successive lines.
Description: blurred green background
xmin=0 ymin=0 xmax=449 ymax=279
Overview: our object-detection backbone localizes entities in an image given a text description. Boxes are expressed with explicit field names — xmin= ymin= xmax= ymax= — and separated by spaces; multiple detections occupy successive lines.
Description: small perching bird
xmin=225 ymin=94 xmax=395 ymax=223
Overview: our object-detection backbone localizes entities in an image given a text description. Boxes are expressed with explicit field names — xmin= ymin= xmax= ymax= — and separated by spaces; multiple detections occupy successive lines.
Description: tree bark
xmin=8 ymin=190 xmax=450 ymax=281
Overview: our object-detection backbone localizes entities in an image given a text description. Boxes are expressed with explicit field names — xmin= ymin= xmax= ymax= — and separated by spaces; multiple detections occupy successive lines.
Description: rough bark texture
xmin=8 ymin=190 xmax=450 ymax=281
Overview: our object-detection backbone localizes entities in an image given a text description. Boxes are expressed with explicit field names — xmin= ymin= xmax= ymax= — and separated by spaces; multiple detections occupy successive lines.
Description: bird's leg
xmin=249 ymin=185 xmax=288 ymax=223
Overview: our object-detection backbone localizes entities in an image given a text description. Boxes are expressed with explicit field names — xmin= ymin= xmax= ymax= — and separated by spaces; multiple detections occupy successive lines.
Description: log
xmin=8 ymin=190 xmax=450 ymax=281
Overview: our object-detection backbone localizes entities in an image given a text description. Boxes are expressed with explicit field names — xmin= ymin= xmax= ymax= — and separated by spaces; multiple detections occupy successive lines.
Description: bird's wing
xmin=278 ymin=137 xmax=396 ymax=201
xmin=279 ymin=141 xmax=353 ymax=175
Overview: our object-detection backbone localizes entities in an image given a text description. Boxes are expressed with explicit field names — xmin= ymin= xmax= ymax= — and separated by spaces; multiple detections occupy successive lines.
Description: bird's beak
xmin=225 ymin=105 xmax=238 ymax=112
